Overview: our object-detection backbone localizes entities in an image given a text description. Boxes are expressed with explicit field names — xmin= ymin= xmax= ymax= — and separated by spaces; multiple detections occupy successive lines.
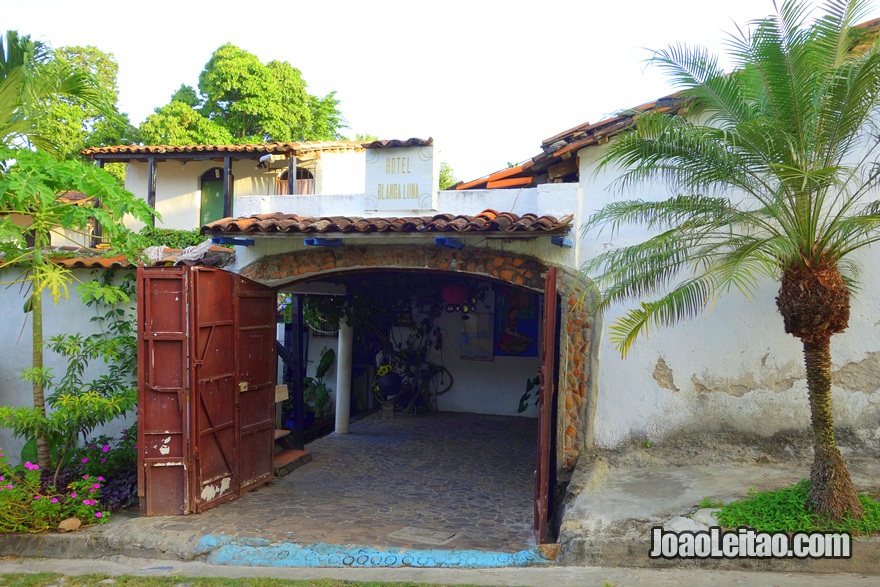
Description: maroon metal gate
xmin=137 ymin=266 xmax=276 ymax=516
xmin=534 ymin=266 xmax=558 ymax=544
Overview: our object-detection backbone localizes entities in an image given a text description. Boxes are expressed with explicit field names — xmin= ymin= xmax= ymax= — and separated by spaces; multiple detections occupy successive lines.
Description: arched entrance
xmin=244 ymin=244 xmax=598 ymax=543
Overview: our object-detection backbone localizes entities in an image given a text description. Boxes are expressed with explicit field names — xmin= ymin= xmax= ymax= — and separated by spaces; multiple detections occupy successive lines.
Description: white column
xmin=335 ymin=320 xmax=353 ymax=434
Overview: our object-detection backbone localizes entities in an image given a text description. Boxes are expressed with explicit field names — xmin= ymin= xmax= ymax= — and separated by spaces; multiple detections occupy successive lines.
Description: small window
xmin=276 ymin=168 xmax=315 ymax=195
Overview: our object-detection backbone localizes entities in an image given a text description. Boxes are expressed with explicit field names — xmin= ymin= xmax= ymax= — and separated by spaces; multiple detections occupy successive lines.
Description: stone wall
xmin=241 ymin=244 xmax=598 ymax=471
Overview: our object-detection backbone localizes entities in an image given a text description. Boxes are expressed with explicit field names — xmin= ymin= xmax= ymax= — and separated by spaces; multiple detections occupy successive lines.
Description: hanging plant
xmin=302 ymin=295 xmax=348 ymax=333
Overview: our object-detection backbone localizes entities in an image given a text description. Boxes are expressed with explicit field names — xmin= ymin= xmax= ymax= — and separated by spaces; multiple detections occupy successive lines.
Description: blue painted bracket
xmin=212 ymin=236 xmax=255 ymax=246
xmin=551 ymin=236 xmax=573 ymax=248
xmin=435 ymin=236 xmax=464 ymax=250
xmin=304 ymin=238 xmax=343 ymax=247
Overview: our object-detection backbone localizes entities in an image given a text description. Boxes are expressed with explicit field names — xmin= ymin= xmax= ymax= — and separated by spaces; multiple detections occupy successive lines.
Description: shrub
xmin=56 ymin=423 xmax=138 ymax=513
xmin=0 ymin=448 xmax=107 ymax=533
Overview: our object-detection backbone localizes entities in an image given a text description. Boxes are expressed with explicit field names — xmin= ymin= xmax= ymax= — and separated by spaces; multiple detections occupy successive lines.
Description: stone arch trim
xmin=242 ymin=244 xmax=597 ymax=470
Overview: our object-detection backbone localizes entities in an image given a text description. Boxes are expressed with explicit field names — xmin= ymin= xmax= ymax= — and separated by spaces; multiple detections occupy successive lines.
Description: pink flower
xmin=100 ymin=459 xmax=106 ymax=464
xmin=89 ymin=488 xmax=95 ymax=493
xmin=97 ymin=476 xmax=104 ymax=481
xmin=33 ymin=495 xmax=40 ymax=499
xmin=102 ymin=445 xmax=110 ymax=453
xmin=70 ymin=492 xmax=77 ymax=498
xmin=81 ymin=457 xmax=88 ymax=464
xmin=0 ymin=476 xmax=4 ymax=481
xmin=83 ymin=499 xmax=91 ymax=505
xmin=92 ymin=483 xmax=100 ymax=489
xmin=51 ymin=498 xmax=58 ymax=503
xmin=6 ymin=484 xmax=12 ymax=489
xmin=83 ymin=475 xmax=89 ymax=480
xmin=95 ymin=512 xmax=102 ymax=518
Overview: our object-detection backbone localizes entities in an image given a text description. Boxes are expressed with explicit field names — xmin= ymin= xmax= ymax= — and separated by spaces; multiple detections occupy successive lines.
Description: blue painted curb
xmin=196 ymin=534 xmax=549 ymax=568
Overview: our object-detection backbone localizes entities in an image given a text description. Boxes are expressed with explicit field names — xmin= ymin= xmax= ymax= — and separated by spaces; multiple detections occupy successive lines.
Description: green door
xmin=200 ymin=168 xmax=229 ymax=226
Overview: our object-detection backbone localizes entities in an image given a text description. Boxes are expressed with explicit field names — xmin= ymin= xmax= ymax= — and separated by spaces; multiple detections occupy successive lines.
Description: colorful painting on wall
xmin=494 ymin=286 xmax=539 ymax=357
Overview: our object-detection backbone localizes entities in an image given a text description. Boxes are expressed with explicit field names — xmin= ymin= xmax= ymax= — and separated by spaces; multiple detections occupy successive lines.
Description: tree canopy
xmin=142 ymin=43 xmax=345 ymax=145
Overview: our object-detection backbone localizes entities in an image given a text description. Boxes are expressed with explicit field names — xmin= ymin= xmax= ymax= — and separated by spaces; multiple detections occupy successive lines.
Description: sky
xmin=4 ymin=0 xmax=880 ymax=183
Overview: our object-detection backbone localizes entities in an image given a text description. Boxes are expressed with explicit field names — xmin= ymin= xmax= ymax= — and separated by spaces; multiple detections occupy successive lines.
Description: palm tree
xmin=0 ymin=30 xmax=105 ymax=152
xmin=583 ymin=0 xmax=880 ymax=521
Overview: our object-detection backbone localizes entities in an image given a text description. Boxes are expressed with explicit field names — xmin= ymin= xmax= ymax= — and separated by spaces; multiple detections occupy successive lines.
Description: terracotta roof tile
xmin=201 ymin=210 xmax=573 ymax=237
xmin=82 ymin=138 xmax=434 ymax=160
xmin=36 ymin=246 xmax=234 ymax=269
xmin=362 ymin=137 xmax=433 ymax=149
xmin=81 ymin=141 xmax=366 ymax=159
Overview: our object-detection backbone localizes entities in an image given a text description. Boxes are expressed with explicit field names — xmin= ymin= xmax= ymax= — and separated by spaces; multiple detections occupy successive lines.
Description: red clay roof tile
xmin=201 ymin=210 xmax=573 ymax=237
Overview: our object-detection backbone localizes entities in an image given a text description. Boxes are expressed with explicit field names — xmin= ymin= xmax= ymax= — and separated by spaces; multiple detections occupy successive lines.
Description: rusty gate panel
xmin=137 ymin=267 xmax=190 ymax=516
xmin=534 ymin=266 xmax=558 ymax=544
xmin=235 ymin=275 xmax=276 ymax=492
xmin=138 ymin=266 xmax=278 ymax=515
xmin=191 ymin=268 xmax=238 ymax=512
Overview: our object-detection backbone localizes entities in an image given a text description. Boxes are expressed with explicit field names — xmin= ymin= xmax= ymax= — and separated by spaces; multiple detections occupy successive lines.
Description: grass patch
xmin=715 ymin=479 xmax=880 ymax=535
xmin=0 ymin=576 xmax=466 ymax=587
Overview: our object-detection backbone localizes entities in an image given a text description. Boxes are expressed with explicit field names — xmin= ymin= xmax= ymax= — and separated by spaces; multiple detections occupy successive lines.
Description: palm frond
xmin=607 ymin=277 xmax=715 ymax=355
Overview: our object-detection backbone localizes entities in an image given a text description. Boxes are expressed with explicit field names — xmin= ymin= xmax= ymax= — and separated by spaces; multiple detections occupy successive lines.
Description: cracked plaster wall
xmin=578 ymin=147 xmax=880 ymax=449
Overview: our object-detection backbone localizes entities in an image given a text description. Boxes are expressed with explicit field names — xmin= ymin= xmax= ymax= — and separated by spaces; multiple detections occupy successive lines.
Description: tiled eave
xmin=201 ymin=209 xmax=573 ymax=238
xmin=2 ymin=246 xmax=235 ymax=269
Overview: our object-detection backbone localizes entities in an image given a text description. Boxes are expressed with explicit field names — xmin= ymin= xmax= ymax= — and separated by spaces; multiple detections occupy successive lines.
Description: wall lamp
xmin=434 ymin=236 xmax=464 ymax=250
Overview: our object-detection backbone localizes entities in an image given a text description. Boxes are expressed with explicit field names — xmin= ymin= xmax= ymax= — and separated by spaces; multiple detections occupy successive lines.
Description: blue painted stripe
xmin=196 ymin=535 xmax=549 ymax=568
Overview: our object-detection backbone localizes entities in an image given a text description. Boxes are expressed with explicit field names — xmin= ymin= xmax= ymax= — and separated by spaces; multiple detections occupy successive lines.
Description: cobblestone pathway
xmin=121 ymin=411 xmax=539 ymax=553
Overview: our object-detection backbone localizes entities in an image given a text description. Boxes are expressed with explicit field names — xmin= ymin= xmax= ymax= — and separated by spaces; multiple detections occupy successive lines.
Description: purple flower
xmin=100 ymin=459 xmax=106 ymax=464
xmin=97 ymin=476 xmax=104 ymax=481
xmin=51 ymin=497 xmax=58 ymax=503
xmin=81 ymin=457 xmax=88 ymax=464
xmin=102 ymin=445 xmax=110 ymax=453
xmin=92 ymin=483 xmax=100 ymax=489
xmin=33 ymin=495 xmax=40 ymax=499
xmin=95 ymin=512 xmax=102 ymax=518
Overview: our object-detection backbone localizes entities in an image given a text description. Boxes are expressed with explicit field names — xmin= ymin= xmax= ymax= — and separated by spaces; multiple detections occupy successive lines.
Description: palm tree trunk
xmin=802 ymin=336 xmax=863 ymax=520
xmin=31 ymin=286 xmax=51 ymax=470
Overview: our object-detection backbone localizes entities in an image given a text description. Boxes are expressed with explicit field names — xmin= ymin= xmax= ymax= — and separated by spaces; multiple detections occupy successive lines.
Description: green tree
xmin=439 ymin=162 xmax=457 ymax=190
xmin=0 ymin=31 xmax=154 ymax=470
xmin=0 ymin=148 xmax=154 ymax=469
xmin=35 ymin=46 xmax=140 ymax=161
xmin=143 ymin=43 xmax=345 ymax=144
xmin=140 ymin=100 xmax=233 ymax=146
xmin=583 ymin=0 xmax=880 ymax=520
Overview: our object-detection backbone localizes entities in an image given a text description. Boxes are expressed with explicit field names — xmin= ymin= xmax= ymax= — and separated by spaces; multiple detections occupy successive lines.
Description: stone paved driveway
xmin=111 ymin=411 xmax=539 ymax=554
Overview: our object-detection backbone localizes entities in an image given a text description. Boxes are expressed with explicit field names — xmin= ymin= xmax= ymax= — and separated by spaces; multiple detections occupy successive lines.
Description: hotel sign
xmin=365 ymin=146 xmax=438 ymax=211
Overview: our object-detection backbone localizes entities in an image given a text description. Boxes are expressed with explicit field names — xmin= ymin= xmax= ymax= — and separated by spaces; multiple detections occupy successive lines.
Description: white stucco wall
xmin=0 ymin=267 xmax=136 ymax=464
xmin=430 ymin=289 xmax=540 ymax=417
xmin=125 ymin=151 xmax=366 ymax=231
xmin=576 ymin=144 xmax=880 ymax=448
xmin=316 ymin=151 xmax=366 ymax=195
